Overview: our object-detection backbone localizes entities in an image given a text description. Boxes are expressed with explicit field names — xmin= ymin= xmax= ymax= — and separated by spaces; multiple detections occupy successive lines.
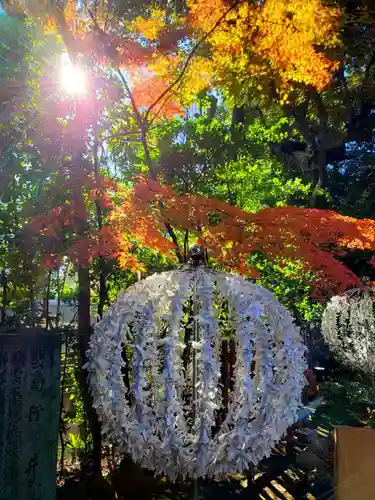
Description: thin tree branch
xmin=165 ymin=223 xmax=184 ymax=263
xmin=364 ymin=49 xmax=375 ymax=82
xmin=86 ymin=9 xmax=144 ymax=127
xmin=87 ymin=8 xmax=184 ymax=259
xmin=144 ymin=0 xmax=244 ymax=122
xmin=148 ymin=74 xmax=186 ymax=127
xmin=92 ymin=84 xmax=108 ymax=319
xmin=99 ymin=129 xmax=141 ymax=140
xmin=50 ymin=5 xmax=77 ymax=62
xmin=102 ymin=134 xmax=142 ymax=143
xmin=116 ymin=68 xmax=144 ymax=128
xmin=184 ymin=229 xmax=189 ymax=262
xmin=115 ymin=50 xmax=184 ymax=258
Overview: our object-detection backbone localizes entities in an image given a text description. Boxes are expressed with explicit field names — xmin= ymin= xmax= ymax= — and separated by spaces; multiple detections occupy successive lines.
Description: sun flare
xmin=60 ymin=53 xmax=86 ymax=95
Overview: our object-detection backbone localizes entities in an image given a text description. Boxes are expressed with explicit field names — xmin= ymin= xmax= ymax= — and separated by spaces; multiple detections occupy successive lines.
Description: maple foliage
xmin=28 ymin=166 xmax=119 ymax=266
xmin=24 ymin=103 xmax=124 ymax=271
xmin=130 ymin=69 xmax=184 ymax=118
xmin=3 ymin=0 xmax=341 ymax=118
xmin=121 ymin=0 xmax=342 ymax=111
xmin=3 ymin=0 xmax=373 ymax=306
xmin=29 ymin=167 xmax=375 ymax=300
xmin=105 ymin=178 xmax=375 ymax=299
xmin=186 ymin=0 xmax=341 ymax=99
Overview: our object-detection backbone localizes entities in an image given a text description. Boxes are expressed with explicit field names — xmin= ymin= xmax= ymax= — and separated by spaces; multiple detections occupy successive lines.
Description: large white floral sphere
xmin=86 ymin=268 xmax=306 ymax=480
xmin=322 ymin=293 xmax=375 ymax=375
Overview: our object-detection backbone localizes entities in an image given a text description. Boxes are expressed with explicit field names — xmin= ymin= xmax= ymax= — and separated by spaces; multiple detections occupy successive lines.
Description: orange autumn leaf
xmin=186 ymin=0 xmax=340 ymax=98
xmin=109 ymin=178 xmax=375 ymax=298
xmin=131 ymin=72 xmax=184 ymax=118
xmin=131 ymin=8 xmax=167 ymax=41
xmin=30 ymin=172 xmax=375 ymax=299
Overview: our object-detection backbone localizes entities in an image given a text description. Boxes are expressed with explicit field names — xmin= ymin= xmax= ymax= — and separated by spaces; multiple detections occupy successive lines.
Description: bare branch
xmin=184 ymin=229 xmax=189 ymax=262
xmin=144 ymin=0 xmax=244 ymax=123
xmin=116 ymin=68 xmax=144 ymax=129
xmin=87 ymin=9 xmax=146 ymax=133
xmin=100 ymin=132 xmax=142 ymax=143
xmin=165 ymin=222 xmax=184 ymax=263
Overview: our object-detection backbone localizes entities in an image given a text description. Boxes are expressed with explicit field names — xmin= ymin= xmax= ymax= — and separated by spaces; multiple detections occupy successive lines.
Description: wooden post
xmin=335 ymin=426 xmax=375 ymax=499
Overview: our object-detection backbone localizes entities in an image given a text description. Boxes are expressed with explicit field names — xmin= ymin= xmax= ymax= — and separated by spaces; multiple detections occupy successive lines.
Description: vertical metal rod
xmin=193 ymin=478 xmax=199 ymax=500
xmin=192 ymin=269 xmax=199 ymax=500
xmin=192 ymin=269 xmax=198 ymax=419
xmin=188 ymin=245 xmax=204 ymax=499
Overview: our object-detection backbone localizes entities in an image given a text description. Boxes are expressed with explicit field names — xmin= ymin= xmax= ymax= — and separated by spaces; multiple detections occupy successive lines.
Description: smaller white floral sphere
xmin=86 ymin=268 xmax=307 ymax=480
xmin=322 ymin=293 xmax=375 ymax=375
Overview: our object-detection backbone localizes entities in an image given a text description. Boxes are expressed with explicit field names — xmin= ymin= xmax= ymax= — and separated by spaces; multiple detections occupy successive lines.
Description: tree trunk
xmin=45 ymin=269 xmax=52 ymax=330
xmin=1 ymin=269 xmax=6 ymax=323
xmin=310 ymin=147 xmax=328 ymax=208
xmin=77 ymin=263 xmax=102 ymax=473
xmin=207 ymin=95 xmax=217 ymax=121
xmin=56 ymin=265 xmax=60 ymax=329
xmin=174 ymin=0 xmax=186 ymax=15
xmin=29 ymin=283 xmax=36 ymax=328
xmin=141 ymin=125 xmax=184 ymax=262
xmin=231 ymin=105 xmax=245 ymax=126
xmin=92 ymin=96 xmax=107 ymax=320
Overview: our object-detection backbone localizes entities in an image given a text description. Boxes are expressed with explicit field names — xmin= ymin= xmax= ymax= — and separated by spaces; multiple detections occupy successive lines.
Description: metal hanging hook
xmin=187 ymin=244 xmax=206 ymax=267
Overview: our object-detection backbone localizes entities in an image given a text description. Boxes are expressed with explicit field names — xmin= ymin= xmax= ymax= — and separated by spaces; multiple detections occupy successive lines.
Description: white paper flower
xmin=85 ymin=268 xmax=306 ymax=480
xmin=322 ymin=293 xmax=375 ymax=375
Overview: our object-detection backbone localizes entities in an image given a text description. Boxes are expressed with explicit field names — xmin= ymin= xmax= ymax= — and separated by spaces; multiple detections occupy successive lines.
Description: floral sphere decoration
xmin=86 ymin=265 xmax=307 ymax=481
xmin=322 ymin=292 xmax=375 ymax=375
